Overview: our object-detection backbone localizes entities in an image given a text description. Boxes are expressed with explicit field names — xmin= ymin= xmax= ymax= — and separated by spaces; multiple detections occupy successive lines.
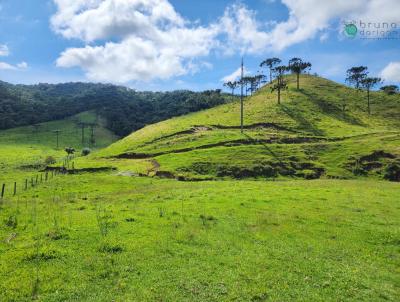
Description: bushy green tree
xmin=380 ymin=85 xmax=399 ymax=95
xmin=271 ymin=66 xmax=289 ymax=104
xmin=260 ymin=58 xmax=281 ymax=83
xmin=346 ymin=66 xmax=368 ymax=89
xmin=288 ymin=58 xmax=312 ymax=89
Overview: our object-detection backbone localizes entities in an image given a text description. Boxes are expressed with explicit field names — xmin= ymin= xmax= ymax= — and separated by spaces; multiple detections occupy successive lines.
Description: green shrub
xmin=81 ymin=148 xmax=91 ymax=156
xmin=44 ymin=156 xmax=56 ymax=165
xmin=384 ymin=161 xmax=400 ymax=182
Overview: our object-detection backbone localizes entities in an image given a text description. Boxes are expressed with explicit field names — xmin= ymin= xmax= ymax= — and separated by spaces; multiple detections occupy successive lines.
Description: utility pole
xmin=78 ymin=123 xmax=86 ymax=146
xmin=53 ymin=130 xmax=61 ymax=149
xmin=240 ymin=57 xmax=244 ymax=134
xmin=88 ymin=123 xmax=96 ymax=147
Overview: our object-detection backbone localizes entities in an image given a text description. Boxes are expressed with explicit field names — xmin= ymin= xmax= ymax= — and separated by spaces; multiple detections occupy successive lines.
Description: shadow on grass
xmin=301 ymin=90 xmax=366 ymax=127
xmin=243 ymin=133 xmax=285 ymax=165
xmin=279 ymin=103 xmax=325 ymax=136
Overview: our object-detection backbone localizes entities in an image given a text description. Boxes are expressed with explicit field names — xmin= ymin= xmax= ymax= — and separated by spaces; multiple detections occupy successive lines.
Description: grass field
xmin=0 ymin=176 xmax=399 ymax=301
xmin=0 ymin=75 xmax=399 ymax=301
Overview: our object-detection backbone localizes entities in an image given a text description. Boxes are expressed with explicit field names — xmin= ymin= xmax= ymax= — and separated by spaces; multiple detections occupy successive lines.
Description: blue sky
xmin=0 ymin=0 xmax=399 ymax=91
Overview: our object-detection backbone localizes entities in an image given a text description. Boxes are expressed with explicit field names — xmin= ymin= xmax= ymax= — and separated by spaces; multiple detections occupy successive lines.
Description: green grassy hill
xmin=91 ymin=75 xmax=400 ymax=181
xmin=0 ymin=111 xmax=118 ymax=185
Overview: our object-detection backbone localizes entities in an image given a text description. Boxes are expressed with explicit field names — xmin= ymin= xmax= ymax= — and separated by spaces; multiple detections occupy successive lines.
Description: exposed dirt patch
xmin=211 ymin=122 xmax=297 ymax=132
xmin=155 ymin=171 xmax=176 ymax=179
xmin=116 ymin=136 xmax=332 ymax=159
xmin=178 ymin=158 xmax=325 ymax=180
xmin=359 ymin=150 xmax=396 ymax=162
xmin=345 ymin=150 xmax=399 ymax=180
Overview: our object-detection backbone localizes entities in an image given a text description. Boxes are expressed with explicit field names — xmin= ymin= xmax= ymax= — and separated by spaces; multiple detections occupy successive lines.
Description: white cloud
xmin=0 ymin=44 xmax=9 ymax=56
xmin=265 ymin=0 xmax=400 ymax=51
xmin=0 ymin=62 xmax=16 ymax=70
xmin=380 ymin=62 xmax=400 ymax=83
xmin=51 ymin=0 xmax=185 ymax=42
xmin=221 ymin=67 xmax=250 ymax=83
xmin=218 ymin=0 xmax=400 ymax=52
xmin=218 ymin=4 xmax=270 ymax=55
xmin=0 ymin=61 xmax=28 ymax=70
xmin=17 ymin=61 xmax=28 ymax=69
xmin=51 ymin=0 xmax=400 ymax=83
xmin=53 ymin=0 xmax=218 ymax=82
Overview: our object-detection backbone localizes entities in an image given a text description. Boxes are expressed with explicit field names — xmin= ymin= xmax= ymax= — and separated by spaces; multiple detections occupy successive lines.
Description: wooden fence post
xmin=1 ymin=184 xmax=5 ymax=199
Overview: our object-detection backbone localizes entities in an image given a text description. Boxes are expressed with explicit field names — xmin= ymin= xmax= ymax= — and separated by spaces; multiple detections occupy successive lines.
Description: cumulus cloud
xmin=380 ymin=62 xmax=400 ymax=83
xmin=221 ymin=67 xmax=250 ymax=83
xmin=17 ymin=61 xmax=28 ymax=69
xmin=52 ymin=0 xmax=219 ymax=82
xmin=266 ymin=0 xmax=400 ymax=51
xmin=0 ymin=61 xmax=28 ymax=70
xmin=51 ymin=0 xmax=400 ymax=83
xmin=218 ymin=4 xmax=270 ymax=55
xmin=51 ymin=0 xmax=185 ymax=42
xmin=0 ymin=44 xmax=9 ymax=56
xmin=0 ymin=62 xmax=16 ymax=70
xmin=222 ymin=0 xmax=400 ymax=52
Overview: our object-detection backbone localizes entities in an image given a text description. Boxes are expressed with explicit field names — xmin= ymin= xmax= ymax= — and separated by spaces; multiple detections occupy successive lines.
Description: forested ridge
xmin=0 ymin=80 xmax=230 ymax=136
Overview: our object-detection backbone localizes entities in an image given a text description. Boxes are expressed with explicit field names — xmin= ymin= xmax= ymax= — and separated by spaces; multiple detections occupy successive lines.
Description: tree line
xmin=0 ymin=81 xmax=231 ymax=136
xmin=224 ymin=57 xmax=312 ymax=104
xmin=224 ymin=57 xmax=398 ymax=114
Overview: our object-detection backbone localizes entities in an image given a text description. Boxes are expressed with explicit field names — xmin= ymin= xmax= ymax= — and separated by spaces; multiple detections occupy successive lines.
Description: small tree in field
xmin=346 ymin=66 xmax=368 ymax=90
xmin=223 ymin=81 xmax=238 ymax=99
xmin=260 ymin=58 xmax=281 ymax=83
xmin=380 ymin=85 xmax=399 ymax=95
xmin=271 ymin=66 xmax=289 ymax=104
xmin=288 ymin=58 xmax=312 ymax=89
xmin=65 ymin=147 xmax=75 ymax=159
xmin=360 ymin=77 xmax=381 ymax=115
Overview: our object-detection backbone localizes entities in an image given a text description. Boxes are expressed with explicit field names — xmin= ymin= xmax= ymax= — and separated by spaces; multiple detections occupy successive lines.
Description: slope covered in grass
xmin=0 ymin=111 xmax=118 ymax=185
xmin=94 ymin=75 xmax=400 ymax=180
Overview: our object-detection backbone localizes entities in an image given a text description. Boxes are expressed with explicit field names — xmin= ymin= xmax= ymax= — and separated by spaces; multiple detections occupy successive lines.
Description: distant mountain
xmin=0 ymin=80 xmax=231 ymax=136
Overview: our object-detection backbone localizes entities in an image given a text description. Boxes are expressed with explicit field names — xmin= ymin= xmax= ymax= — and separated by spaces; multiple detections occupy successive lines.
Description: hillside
xmin=91 ymin=75 xmax=400 ymax=181
xmin=0 ymin=111 xmax=118 ymax=184
xmin=0 ymin=81 xmax=231 ymax=136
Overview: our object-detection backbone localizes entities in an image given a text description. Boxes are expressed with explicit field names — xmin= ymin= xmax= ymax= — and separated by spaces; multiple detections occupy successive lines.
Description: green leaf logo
xmin=344 ymin=24 xmax=358 ymax=38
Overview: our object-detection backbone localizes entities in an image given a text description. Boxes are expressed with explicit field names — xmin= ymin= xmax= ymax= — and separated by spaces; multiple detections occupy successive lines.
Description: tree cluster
xmin=0 ymin=81 xmax=231 ymax=136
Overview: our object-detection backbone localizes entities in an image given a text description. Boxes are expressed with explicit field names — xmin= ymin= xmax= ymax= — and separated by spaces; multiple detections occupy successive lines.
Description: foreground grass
xmin=0 ymin=175 xmax=399 ymax=301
